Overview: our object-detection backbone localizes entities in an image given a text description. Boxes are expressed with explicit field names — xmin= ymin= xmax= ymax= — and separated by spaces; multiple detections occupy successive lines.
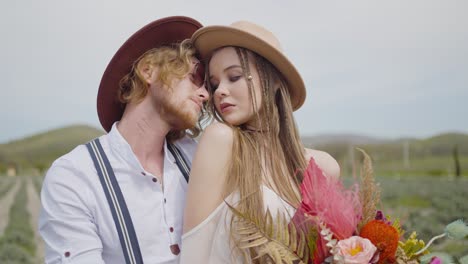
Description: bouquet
xmin=229 ymin=149 xmax=468 ymax=264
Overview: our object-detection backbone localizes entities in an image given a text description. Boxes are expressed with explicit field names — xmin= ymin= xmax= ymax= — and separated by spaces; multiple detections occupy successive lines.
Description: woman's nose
xmin=214 ymin=84 xmax=229 ymax=98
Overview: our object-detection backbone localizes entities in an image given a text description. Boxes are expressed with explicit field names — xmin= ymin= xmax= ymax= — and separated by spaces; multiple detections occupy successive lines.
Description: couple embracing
xmin=39 ymin=16 xmax=339 ymax=264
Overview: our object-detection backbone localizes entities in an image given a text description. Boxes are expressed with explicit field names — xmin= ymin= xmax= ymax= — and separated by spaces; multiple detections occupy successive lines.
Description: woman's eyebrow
xmin=209 ymin=65 xmax=242 ymax=79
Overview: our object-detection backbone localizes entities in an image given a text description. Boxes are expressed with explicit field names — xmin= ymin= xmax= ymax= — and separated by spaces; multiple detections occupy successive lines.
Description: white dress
xmin=180 ymin=186 xmax=295 ymax=263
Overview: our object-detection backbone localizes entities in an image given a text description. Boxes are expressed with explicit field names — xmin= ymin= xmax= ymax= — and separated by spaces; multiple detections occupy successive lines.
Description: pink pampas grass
xmin=292 ymin=157 xmax=362 ymax=263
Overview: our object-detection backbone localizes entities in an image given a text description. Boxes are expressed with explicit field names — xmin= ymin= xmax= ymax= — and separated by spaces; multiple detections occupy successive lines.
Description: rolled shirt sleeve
xmin=39 ymin=156 xmax=105 ymax=264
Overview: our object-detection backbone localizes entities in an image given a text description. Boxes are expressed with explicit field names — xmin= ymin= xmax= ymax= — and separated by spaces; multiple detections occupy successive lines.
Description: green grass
xmin=372 ymin=156 xmax=468 ymax=177
xmin=0 ymin=177 xmax=15 ymax=199
xmin=0 ymin=180 xmax=36 ymax=263
xmin=378 ymin=176 xmax=468 ymax=258
xmin=394 ymin=195 xmax=431 ymax=208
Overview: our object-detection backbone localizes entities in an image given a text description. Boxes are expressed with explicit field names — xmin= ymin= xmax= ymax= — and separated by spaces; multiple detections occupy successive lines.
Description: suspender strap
xmin=86 ymin=139 xmax=144 ymax=264
xmin=167 ymin=143 xmax=191 ymax=183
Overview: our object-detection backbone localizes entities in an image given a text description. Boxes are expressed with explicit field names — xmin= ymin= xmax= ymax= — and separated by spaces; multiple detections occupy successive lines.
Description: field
xmin=375 ymin=176 xmax=467 ymax=258
xmin=0 ymin=176 xmax=43 ymax=264
xmin=0 ymin=174 xmax=466 ymax=263
xmin=0 ymin=126 xmax=466 ymax=262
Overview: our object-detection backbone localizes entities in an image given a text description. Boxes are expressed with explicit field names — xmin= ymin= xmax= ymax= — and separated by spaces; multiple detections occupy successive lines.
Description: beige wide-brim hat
xmin=192 ymin=21 xmax=306 ymax=111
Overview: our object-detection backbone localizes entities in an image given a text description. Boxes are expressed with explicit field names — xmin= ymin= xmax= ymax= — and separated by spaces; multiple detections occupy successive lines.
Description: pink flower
xmin=335 ymin=236 xmax=377 ymax=264
xmin=430 ymin=257 xmax=442 ymax=264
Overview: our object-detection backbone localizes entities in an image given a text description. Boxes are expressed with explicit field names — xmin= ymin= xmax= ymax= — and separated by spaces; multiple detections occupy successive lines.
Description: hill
xmin=0 ymin=125 xmax=104 ymax=174
xmin=301 ymin=133 xmax=386 ymax=146
xmin=1 ymin=125 xmax=466 ymax=177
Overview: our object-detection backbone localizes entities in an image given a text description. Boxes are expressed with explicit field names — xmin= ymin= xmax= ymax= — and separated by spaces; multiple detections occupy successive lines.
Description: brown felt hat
xmin=191 ymin=21 xmax=306 ymax=111
xmin=97 ymin=16 xmax=202 ymax=132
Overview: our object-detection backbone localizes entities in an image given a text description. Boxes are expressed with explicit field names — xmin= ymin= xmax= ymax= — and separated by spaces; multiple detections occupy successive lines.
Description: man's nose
xmin=197 ymin=85 xmax=209 ymax=102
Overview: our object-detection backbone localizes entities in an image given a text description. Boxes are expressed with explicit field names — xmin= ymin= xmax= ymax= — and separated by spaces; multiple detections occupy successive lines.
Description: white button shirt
xmin=39 ymin=123 xmax=197 ymax=264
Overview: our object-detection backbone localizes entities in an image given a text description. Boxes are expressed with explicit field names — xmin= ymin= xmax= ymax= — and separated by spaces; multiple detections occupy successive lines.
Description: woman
xmin=180 ymin=21 xmax=340 ymax=263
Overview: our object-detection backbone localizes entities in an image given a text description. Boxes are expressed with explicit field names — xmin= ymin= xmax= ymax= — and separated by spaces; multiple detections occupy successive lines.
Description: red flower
xmin=359 ymin=220 xmax=399 ymax=264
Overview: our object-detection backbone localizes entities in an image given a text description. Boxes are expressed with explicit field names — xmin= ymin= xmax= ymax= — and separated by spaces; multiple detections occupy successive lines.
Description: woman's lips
xmin=220 ymin=102 xmax=235 ymax=113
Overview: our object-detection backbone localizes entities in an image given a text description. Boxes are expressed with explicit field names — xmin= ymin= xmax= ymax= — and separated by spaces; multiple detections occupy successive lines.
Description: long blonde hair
xmin=207 ymin=47 xmax=307 ymax=262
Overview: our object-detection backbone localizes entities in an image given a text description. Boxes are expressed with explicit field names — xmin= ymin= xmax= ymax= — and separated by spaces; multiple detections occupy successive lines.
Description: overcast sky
xmin=1 ymin=0 xmax=467 ymax=143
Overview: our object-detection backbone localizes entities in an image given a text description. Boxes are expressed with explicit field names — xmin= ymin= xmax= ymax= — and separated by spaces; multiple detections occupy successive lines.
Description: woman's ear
xmin=273 ymin=77 xmax=282 ymax=93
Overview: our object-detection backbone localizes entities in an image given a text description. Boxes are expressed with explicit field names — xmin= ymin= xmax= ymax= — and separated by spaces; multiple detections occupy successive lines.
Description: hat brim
xmin=192 ymin=26 xmax=306 ymax=111
xmin=98 ymin=16 xmax=202 ymax=132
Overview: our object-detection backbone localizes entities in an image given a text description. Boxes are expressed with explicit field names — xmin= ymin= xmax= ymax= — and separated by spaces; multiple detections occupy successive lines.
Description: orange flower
xmin=360 ymin=220 xmax=399 ymax=264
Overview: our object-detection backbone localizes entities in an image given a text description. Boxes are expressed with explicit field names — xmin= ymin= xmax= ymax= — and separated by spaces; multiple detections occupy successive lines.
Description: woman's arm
xmin=183 ymin=123 xmax=234 ymax=233
xmin=305 ymin=148 xmax=341 ymax=178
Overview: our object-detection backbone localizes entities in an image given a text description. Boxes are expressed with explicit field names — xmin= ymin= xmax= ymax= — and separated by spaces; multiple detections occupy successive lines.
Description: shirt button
xmin=152 ymin=178 xmax=157 ymax=183
xmin=64 ymin=252 xmax=71 ymax=257
xmin=164 ymin=198 xmax=167 ymax=203
xmin=170 ymin=244 xmax=180 ymax=255
xmin=169 ymin=227 xmax=174 ymax=232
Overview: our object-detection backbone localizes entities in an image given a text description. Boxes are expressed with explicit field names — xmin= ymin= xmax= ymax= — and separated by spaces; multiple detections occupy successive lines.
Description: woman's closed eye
xmin=229 ymin=75 xmax=241 ymax=82
xmin=209 ymin=75 xmax=241 ymax=92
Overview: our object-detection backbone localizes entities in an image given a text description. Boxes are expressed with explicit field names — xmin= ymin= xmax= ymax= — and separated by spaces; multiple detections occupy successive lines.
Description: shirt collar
xmin=107 ymin=122 xmax=176 ymax=171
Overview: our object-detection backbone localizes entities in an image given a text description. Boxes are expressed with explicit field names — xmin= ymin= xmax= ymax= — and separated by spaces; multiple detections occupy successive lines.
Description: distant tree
xmin=453 ymin=145 xmax=461 ymax=178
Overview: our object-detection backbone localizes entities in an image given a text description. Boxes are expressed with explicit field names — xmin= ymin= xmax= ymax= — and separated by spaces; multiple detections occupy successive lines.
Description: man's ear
xmin=139 ymin=63 xmax=158 ymax=85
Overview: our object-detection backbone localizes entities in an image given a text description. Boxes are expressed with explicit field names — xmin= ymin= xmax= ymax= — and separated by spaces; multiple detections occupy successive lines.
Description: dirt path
xmin=0 ymin=179 xmax=20 ymax=235
xmin=26 ymin=177 xmax=45 ymax=263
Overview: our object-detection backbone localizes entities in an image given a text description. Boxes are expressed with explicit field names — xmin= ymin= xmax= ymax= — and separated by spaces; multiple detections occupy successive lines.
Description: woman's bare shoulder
xmin=195 ymin=123 xmax=233 ymax=160
xmin=191 ymin=122 xmax=234 ymax=179
xmin=183 ymin=122 xmax=234 ymax=233
xmin=304 ymin=148 xmax=341 ymax=178
xmin=201 ymin=122 xmax=234 ymax=143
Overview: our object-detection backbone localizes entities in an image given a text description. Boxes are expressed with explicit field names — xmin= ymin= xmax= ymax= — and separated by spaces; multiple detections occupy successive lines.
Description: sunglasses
xmin=189 ymin=62 xmax=205 ymax=88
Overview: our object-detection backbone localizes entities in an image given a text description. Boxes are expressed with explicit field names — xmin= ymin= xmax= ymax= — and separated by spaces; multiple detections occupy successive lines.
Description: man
xmin=39 ymin=16 xmax=208 ymax=263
